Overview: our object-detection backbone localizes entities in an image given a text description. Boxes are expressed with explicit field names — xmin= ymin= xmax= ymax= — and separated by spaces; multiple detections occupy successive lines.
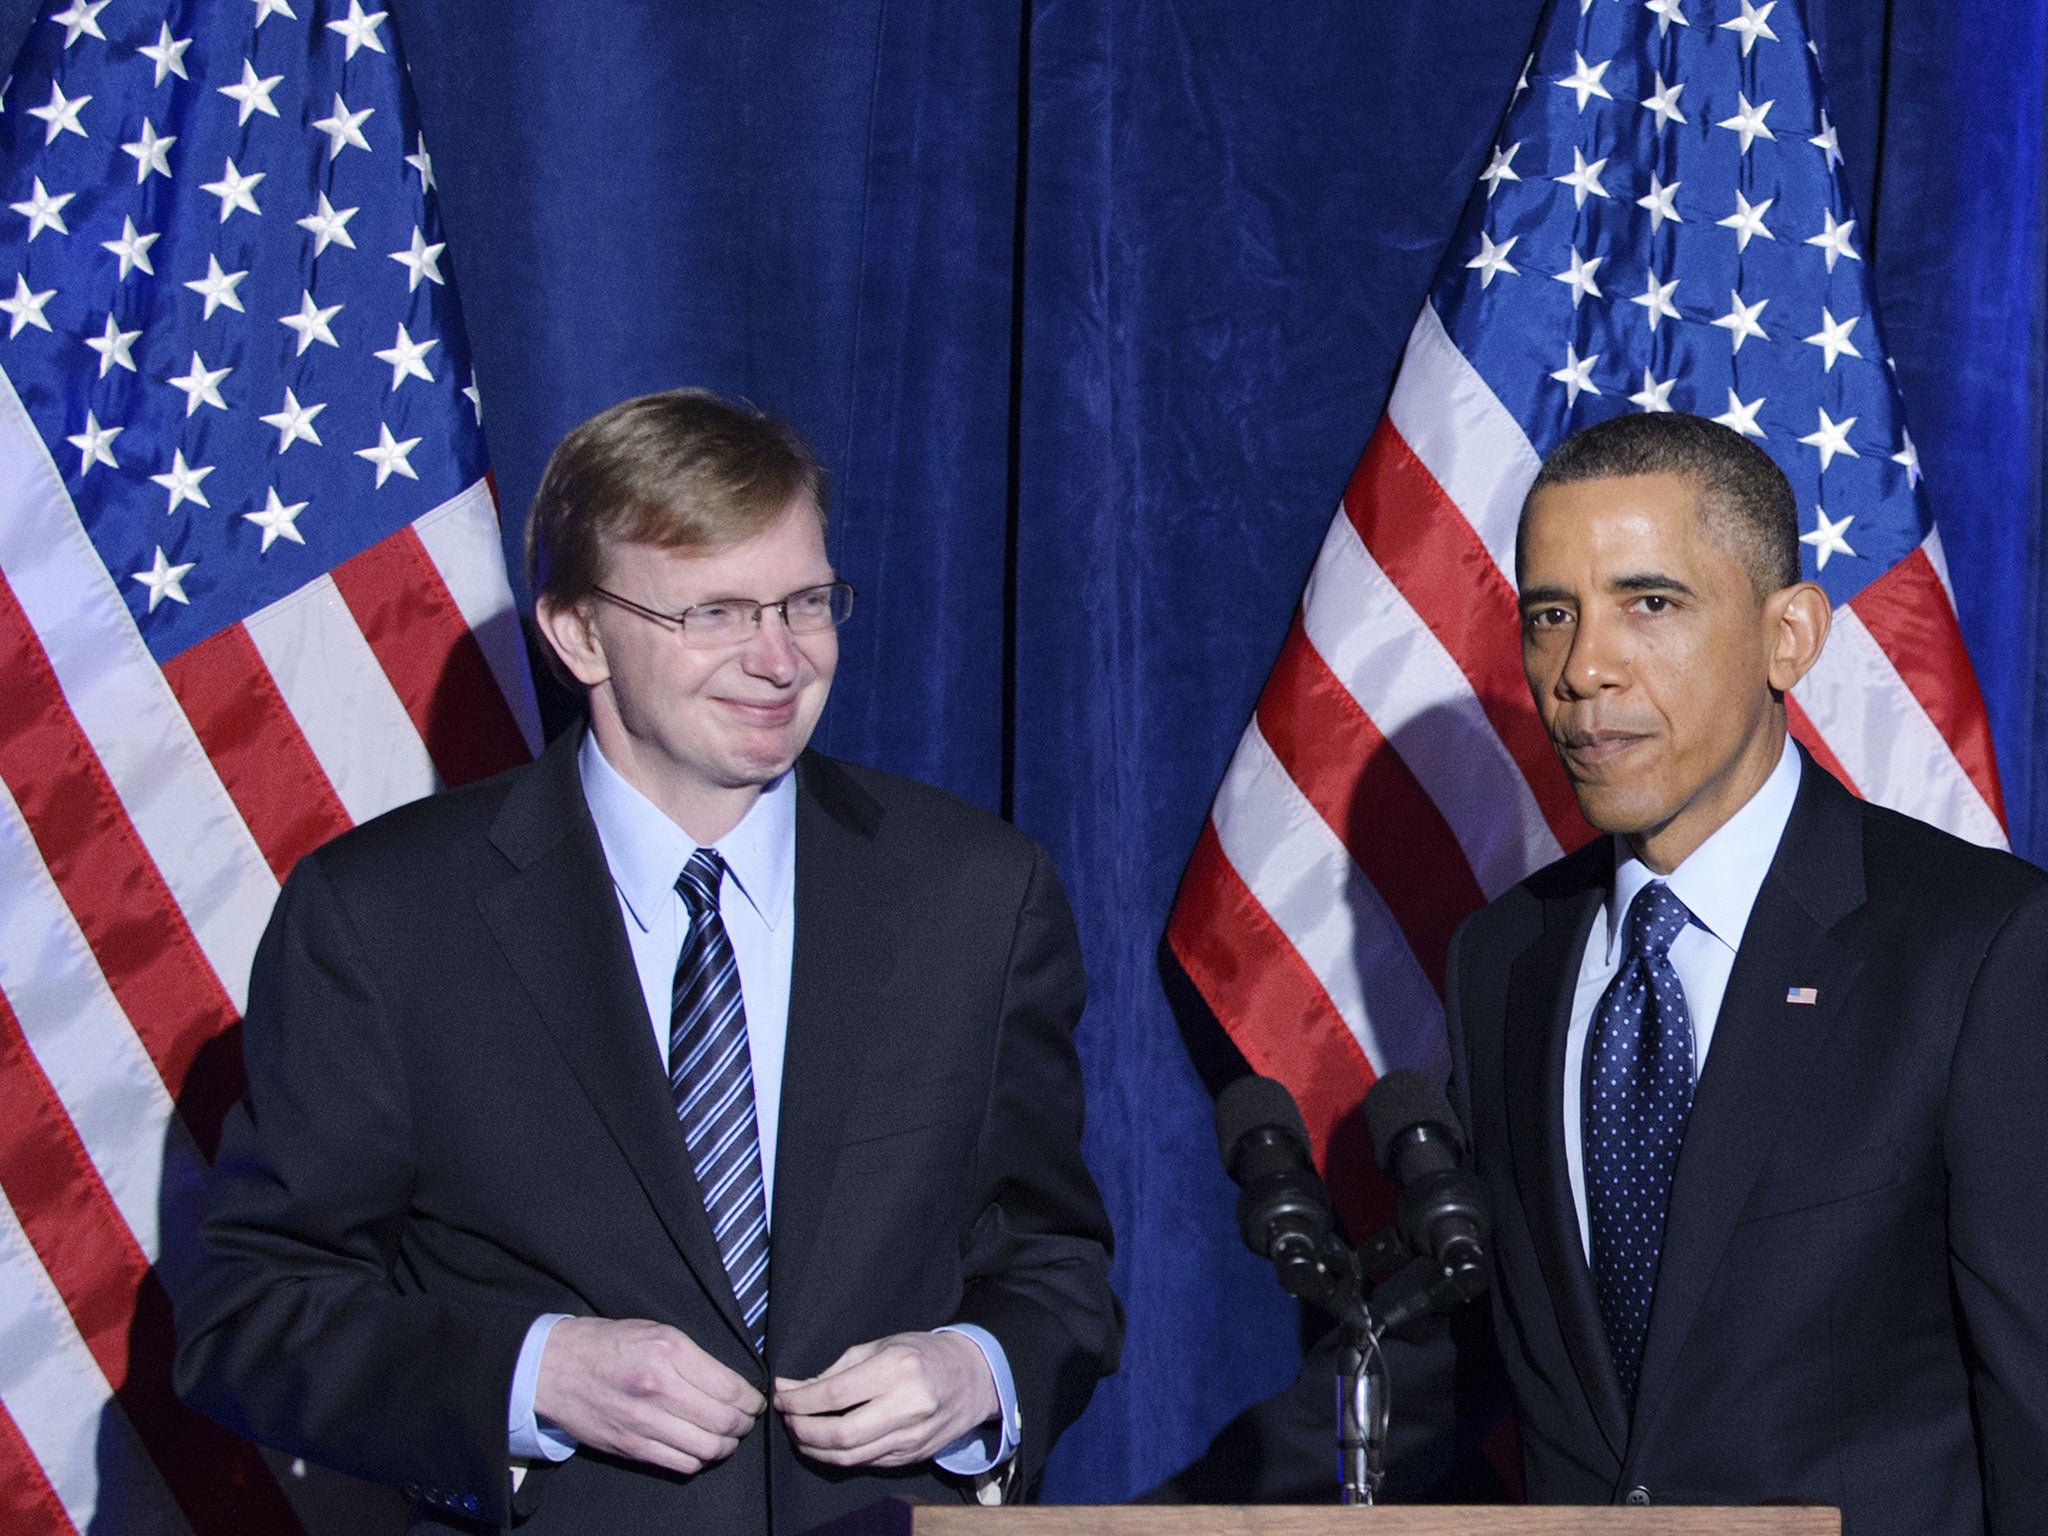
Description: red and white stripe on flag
xmin=1167 ymin=302 xmax=2005 ymax=1230
xmin=0 ymin=0 xmax=543 ymax=1524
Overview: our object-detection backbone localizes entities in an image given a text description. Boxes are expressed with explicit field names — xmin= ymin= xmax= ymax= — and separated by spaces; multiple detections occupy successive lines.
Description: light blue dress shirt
xmin=506 ymin=734 xmax=1018 ymax=1473
xmin=1563 ymin=735 xmax=1802 ymax=1261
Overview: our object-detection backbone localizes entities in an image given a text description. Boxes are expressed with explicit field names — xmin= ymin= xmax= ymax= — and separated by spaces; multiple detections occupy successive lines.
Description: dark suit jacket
xmin=1446 ymin=749 xmax=2048 ymax=1535
xmin=173 ymin=726 xmax=1122 ymax=1534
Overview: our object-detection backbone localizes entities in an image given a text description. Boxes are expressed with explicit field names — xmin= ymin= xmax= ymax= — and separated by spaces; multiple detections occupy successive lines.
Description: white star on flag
xmin=28 ymin=81 xmax=89 ymax=145
xmin=51 ymin=0 xmax=111 ymax=47
xmin=390 ymin=227 xmax=447 ymax=290
xmin=1800 ymin=507 xmax=1856 ymax=568
xmin=1716 ymin=94 xmax=1777 ymax=154
xmin=1711 ymin=289 xmax=1769 ymax=351
xmin=311 ymin=92 xmax=375 ymax=158
xmin=1555 ymin=52 xmax=1614 ymax=112
xmin=356 ymin=423 xmax=422 ymax=486
xmin=149 ymin=448 xmax=214 ymax=512
xmin=1807 ymin=209 xmax=1861 ymax=271
xmin=10 ymin=176 xmax=73 ymax=240
xmin=1810 ymin=112 xmax=1844 ymax=170
xmin=1640 ymin=72 xmax=1686 ymax=127
xmin=166 ymin=350 xmax=232 ymax=415
xmin=296 ymin=192 xmax=360 ymax=254
xmin=373 ymin=324 xmax=438 ymax=389
xmin=1717 ymin=190 xmax=1775 ymax=251
xmin=259 ymin=388 xmax=326 ymax=453
xmin=219 ymin=59 xmax=284 ymax=125
xmin=1799 ymin=408 xmax=1859 ymax=470
xmin=1714 ymin=388 xmax=1768 ymax=438
xmin=1480 ymin=142 xmax=1522 ymax=198
xmin=131 ymin=546 xmax=195 ymax=610
xmin=1644 ymin=0 xmax=1688 ymax=32
xmin=0 ymin=273 xmax=56 ymax=337
xmin=1554 ymin=247 xmax=1605 ymax=308
xmin=244 ymin=488 xmax=309 ymax=551
xmin=1719 ymin=0 xmax=1780 ymax=55
xmin=102 ymin=216 xmax=159 ymax=277
xmin=1892 ymin=429 xmax=1922 ymax=486
xmin=1555 ymin=148 xmax=1611 ymax=208
xmin=249 ymin=0 xmax=296 ymax=25
xmin=1465 ymin=230 xmax=1519 ymax=287
xmin=1635 ymin=172 xmax=1683 ymax=232
xmin=1549 ymin=342 xmax=1602 ymax=405
xmin=183 ymin=254 xmax=250 ymax=320
xmin=85 ymin=313 xmax=141 ymax=375
xmin=327 ymin=0 xmax=390 ymax=58
xmin=64 ymin=410 xmax=120 ymax=475
xmin=279 ymin=291 xmax=342 ymax=354
xmin=1630 ymin=270 xmax=1681 ymax=330
xmin=463 ymin=373 xmax=483 ymax=422
xmin=1804 ymin=308 xmax=1862 ymax=371
xmin=122 ymin=119 xmax=175 ymax=182
xmin=200 ymin=158 xmax=264 ymax=222
xmin=406 ymin=134 xmax=436 ymax=191
xmin=1630 ymin=367 xmax=1677 ymax=412
xmin=138 ymin=22 xmax=193 ymax=85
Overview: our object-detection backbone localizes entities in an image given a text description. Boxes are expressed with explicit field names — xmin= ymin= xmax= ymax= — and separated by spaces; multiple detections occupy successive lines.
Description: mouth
xmin=1553 ymin=728 xmax=1652 ymax=773
xmin=718 ymin=696 xmax=799 ymax=728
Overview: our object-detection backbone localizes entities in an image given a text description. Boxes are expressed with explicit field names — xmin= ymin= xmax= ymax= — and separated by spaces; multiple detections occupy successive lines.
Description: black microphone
xmin=1364 ymin=1071 xmax=1490 ymax=1334
xmin=1214 ymin=1075 xmax=1359 ymax=1317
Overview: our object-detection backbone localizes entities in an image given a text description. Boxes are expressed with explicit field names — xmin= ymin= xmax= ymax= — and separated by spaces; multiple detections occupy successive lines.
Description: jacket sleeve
xmin=1945 ymin=881 xmax=2048 ymax=1533
xmin=171 ymin=851 xmax=533 ymax=1527
xmin=948 ymin=842 xmax=1123 ymax=1490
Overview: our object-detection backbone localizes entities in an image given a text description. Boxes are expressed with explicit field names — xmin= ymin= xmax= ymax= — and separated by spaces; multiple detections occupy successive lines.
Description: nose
xmin=739 ymin=606 xmax=801 ymax=684
xmin=1557 ymin=607 xmax=1626 ymax=699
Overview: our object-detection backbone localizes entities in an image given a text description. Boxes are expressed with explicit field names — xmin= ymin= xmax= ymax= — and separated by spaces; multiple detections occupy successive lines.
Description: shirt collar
xmin=577 ymin=730 xmax=796 ymax=933
xmin=1605 ymin=733 xmax=1802 ymax=962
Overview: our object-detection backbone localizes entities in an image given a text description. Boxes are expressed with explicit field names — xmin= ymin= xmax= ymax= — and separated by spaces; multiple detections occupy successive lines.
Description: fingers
xmin=532 ymin=1317 xmax=767 ymax=1474
xmin=773 ymin=1339 xmax=890 ymax=1415
xmin=775 ymin=1332 xmax=995 ymax=1469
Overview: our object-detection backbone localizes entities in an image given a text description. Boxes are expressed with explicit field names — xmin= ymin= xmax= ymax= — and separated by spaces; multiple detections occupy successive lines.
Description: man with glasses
xmin=175 ymin=390 xmax=1122 ymax=1534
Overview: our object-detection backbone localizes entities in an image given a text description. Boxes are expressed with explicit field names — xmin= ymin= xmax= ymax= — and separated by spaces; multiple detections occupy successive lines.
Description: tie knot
xmin=675 ymin=849 xmax=726 ymax=918
xmin=1624 ymin=880 xmax=1692 ymax=961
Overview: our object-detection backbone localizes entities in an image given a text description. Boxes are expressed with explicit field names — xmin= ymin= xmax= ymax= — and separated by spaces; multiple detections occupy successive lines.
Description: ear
xmin=533 ymin=593 xmax=611 ymax=688
xmin=1763 ymin=580 xmax=1831 ymax=694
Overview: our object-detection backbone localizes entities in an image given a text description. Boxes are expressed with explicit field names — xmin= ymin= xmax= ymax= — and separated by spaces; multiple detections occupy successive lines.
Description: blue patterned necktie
xmin=670 ymin=849 xmax=770 ymax=1351
xmin=1584 ymin=880 xmax=1697 ymax=1407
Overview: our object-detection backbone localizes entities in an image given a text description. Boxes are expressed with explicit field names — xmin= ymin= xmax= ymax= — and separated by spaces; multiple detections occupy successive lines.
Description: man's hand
xmin=533 ymin=1316 xmax=766 ymax=1475
xmin=774 ymin=1331 xmax=999 ymax=1469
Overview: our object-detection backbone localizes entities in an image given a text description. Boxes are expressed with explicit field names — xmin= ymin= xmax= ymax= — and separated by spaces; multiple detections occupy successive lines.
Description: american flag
xmin=1167 ymin=0 xmax=2004 ymax=1233
xmin=0 ymin=0 xmax=539 ymax=1530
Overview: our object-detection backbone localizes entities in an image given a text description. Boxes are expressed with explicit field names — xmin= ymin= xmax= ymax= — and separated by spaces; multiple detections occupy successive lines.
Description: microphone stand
xmin=1336 ymin=1297 xmax=1388 ymax=1505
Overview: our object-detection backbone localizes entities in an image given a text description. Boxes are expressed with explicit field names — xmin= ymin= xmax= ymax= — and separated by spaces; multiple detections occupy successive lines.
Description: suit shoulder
xmin=292 ymin=755 xmax=529 ymax=888
xmin=1854 ymin=796 xmax=2047 ymax=922
xmin=803 ymin=753 xmax=1044 ymax=864
xmin=1456 ymin=834 xmax=1606 ymax=955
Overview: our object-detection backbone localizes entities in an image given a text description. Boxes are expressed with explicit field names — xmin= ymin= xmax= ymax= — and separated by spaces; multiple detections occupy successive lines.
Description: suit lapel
xmin=767 ymin=755 xmax=897 ymax=1356
xmin=476 ymin=728 xmax=754 ymax=1353
xmin=1630 ymin=756 xmax=1867 ymax=1438
xmin=1504 ymin=849 xmax=1630 ymax=1458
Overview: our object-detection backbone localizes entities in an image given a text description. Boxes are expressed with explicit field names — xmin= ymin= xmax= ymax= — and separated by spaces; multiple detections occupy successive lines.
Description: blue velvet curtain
xmin=389 ymin=0 xmax=2045 ymax=1502
xmin=0 ymin=0 xmax=2009 ymax=1502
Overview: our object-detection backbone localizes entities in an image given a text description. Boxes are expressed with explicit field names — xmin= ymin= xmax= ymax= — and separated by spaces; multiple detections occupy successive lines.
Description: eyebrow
xmin=1517 ymin=571 xmax=1698 ymax=608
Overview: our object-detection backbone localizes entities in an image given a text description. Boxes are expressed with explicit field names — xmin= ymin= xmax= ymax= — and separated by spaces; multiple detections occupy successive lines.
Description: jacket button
xmin=1624 ymin=1486 xmax=1652 ymax=1505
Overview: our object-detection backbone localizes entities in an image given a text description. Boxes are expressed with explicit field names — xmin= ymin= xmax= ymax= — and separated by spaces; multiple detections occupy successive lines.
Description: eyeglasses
xmin=590 ymin=580 xmax=856 ymax=649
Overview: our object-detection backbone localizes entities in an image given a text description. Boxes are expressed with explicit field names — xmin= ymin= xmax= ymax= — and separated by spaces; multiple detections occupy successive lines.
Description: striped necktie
xmin=670 ymin=849 xmax=769 ymax=1350
xmin=1584 ymin=880 xmax=1696 ymax=1407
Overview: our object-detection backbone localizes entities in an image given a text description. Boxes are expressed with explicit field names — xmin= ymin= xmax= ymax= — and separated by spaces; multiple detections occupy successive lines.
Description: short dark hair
xmin=525 ymin=388 xmax=825 ymax=609
xmin=1521 ymin=412 xmax=1799 ymax=594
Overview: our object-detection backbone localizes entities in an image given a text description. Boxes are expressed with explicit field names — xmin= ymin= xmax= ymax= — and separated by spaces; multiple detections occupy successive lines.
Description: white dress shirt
xmin=1563 ymin=736 xmax=1802 ymax=1260
xmin=507 ymin=733 xmax=1015 ymax=1473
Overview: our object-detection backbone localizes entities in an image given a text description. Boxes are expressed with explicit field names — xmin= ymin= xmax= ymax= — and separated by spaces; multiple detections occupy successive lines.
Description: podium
xmin=803 ymin=1502 xmax=1840 ymax=1535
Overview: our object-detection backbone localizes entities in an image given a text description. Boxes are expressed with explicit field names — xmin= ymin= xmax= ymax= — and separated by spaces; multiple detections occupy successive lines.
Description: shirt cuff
xmin=931 ymin=1323 xmax=1018 ymax=1475
xmin=507 ymin=1313 xmax=578 ymax=1462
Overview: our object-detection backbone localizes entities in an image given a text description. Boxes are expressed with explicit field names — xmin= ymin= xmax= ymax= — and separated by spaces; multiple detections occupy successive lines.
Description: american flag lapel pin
xmin=1786 ymin=986 xmax=1820 ymax=1005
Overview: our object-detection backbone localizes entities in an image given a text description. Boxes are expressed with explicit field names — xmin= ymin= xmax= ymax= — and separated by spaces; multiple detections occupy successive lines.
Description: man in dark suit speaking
xmin=1447 ymin=412 xmax=2048 ymax=1532
xmin=174 ymin=391 xmax=1122 ymax=1532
